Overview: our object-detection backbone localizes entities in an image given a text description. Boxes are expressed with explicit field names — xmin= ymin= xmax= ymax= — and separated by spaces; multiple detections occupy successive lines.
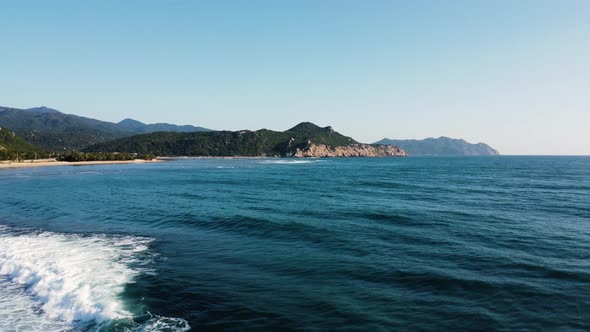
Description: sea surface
xmin=0 ymin=156 xmax=589 ymax=331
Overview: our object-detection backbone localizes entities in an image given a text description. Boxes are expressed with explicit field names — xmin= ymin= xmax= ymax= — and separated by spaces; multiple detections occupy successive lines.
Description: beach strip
xmin=0 ymin=159 xmax=162 ymax=169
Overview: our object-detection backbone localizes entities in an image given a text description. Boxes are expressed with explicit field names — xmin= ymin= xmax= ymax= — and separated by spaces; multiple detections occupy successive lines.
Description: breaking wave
xmin=0 ymin=226 xmax=190 ymax=331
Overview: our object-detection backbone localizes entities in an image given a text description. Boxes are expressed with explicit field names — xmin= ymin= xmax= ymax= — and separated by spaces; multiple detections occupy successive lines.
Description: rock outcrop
xmin=292 ymin=143 xmax=408 ymax=158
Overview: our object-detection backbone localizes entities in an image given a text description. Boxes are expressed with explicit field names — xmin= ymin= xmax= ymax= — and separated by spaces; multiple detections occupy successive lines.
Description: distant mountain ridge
xmin=117 ymin=118 xmax=210 ymax=134
xmin=0 ymin=105 xmax=211 ymax=151
xmin=374 ymin=137 xmax=499 ymax=156
xmin=0 ymin=106 xmax=130 ymax=151
xmin=84 ymin=122 xmax=407 ymax=158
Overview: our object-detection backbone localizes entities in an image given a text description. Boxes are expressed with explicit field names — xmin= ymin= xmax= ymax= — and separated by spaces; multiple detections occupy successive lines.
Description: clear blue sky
xmin=1 ymin=0 xmax=588 ymax=154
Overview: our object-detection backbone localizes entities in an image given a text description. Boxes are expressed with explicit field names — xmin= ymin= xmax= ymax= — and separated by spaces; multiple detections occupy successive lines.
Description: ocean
xmin=0 ymin=156 xmax=588 ymax=331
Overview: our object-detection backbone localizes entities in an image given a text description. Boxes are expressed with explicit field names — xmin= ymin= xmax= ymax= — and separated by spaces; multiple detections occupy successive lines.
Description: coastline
xmin=0 ymin=159 xmax=163 ymax=169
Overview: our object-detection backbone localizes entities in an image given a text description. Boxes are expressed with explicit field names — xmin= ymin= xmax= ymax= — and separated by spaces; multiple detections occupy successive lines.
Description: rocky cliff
xmin=293 ymin=143 xmax=408 ymax=158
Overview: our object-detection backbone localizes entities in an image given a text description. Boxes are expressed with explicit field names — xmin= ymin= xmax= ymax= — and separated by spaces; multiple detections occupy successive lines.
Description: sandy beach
xmin=0 ymin=159 xmax=162 ymax=169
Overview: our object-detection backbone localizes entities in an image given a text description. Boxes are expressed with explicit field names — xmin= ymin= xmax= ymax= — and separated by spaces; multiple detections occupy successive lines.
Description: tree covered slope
xmin=0 ymin=127 xmax=49 ymax=160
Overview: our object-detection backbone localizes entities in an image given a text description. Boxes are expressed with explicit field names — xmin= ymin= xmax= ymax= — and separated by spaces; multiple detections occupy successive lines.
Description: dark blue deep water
xmin=1 ymin=157 xmax=589 ymax=331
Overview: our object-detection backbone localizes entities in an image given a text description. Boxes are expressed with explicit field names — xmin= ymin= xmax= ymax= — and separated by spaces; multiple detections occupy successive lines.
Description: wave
xmin=0 ymin=226 xmax=190 ymax=331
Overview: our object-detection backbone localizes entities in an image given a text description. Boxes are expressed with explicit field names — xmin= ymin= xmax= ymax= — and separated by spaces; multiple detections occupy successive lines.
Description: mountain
xmin=0 ymin=106 xmax=210 ymax=151
xmin=84 ymin=122 xmax=407 ymax=157
xmin=117 ymin=118 xmax=211 ymax=134
xmin=374 ymin=137 xmax=499 ymax=156
xmin=0 ymin=106 xmax=131 ymax=151
xmin=0 ymin=127 xmax=49 ymax=160
xmin=25 ymin=106 xmax=61 ymax=114
xmin=115 ymin=118 xmax=146 ymax=131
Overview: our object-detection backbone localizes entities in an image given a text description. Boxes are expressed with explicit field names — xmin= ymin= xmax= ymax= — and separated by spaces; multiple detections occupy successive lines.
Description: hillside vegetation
xmin=0 ymin=127 xmax=49 ymax=160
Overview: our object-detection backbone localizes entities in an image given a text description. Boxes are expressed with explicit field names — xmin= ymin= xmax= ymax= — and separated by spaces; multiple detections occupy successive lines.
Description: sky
xmin=1 ymin=0 xmax=588 ymax=155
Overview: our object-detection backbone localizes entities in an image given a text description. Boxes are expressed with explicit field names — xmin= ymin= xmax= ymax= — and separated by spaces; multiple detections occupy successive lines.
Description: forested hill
xmin=0 ymin=127 xmax=49 ymax=160
xmin=84 ymin=122 xmax=359 ymax=157
xmin=0 ymin=105 xmax=211 ymax=151
xmin=374 ymin=137 xmax=499 ymax=156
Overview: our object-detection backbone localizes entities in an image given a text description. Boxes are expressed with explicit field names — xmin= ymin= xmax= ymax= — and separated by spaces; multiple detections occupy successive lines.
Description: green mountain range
xmin=84 ymin=122 xmax=359 ymax=157
xmin=7 ymin=104 xmax=512 ymax=159
xmin=0 ymin=105 xmax=408 ymax=159
xmin=374 ymin=137 xmax=499 ymax=156
xmin=0 ymin=127 xmax=49 ymax=160
xmin=0 ymin=106 xmax=211 ymax=151
xmin=0 ymin=104 xmax=499 ymax=159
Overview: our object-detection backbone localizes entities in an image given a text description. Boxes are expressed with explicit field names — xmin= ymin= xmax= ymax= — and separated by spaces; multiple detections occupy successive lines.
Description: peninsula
xmin=84 ymin=122 xmax=408 ymax=158
xmin=375 ymin=137 xmax=499 ymax=156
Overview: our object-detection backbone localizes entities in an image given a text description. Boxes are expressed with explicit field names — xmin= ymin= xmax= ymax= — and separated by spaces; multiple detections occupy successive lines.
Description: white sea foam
xmin=137 ymin=314 xmax=192 ymax=331
xmin=0 ymin=278 xmax=70 ymax=331
xmin=0 ymin=227 xmax=190 ymax=331
xmin=259 ymin=159 xmax=324 ymax=164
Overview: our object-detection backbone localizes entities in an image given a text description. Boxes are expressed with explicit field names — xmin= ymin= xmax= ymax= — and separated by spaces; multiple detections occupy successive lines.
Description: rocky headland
xmin=293 ymin=143 xmax=408 ymax=158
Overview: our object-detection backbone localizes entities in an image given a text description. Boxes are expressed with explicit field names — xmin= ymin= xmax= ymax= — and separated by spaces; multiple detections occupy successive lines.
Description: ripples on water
xmin=0 ymin=156 xmax=589 ymax=331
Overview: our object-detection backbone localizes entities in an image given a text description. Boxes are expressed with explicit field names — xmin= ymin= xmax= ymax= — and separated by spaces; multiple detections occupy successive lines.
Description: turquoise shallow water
xmin=0 ymin=156 xmax=589 ymax=331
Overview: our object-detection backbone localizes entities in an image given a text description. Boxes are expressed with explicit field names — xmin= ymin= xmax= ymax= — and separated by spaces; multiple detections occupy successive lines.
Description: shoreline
xmin=0 ymin=159 xmax=163 ymax=169
xmin=157 ymin=156 xmax=282 ymax=160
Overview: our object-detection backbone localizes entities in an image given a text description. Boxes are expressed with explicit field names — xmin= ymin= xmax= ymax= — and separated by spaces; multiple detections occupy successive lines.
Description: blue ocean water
xmin=1 ymin=156 xmax=589 ymax=331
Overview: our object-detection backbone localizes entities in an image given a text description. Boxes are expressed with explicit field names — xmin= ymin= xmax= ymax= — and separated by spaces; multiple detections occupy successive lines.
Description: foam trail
xmin=0 ymin=226 xmax=190 ymax=331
